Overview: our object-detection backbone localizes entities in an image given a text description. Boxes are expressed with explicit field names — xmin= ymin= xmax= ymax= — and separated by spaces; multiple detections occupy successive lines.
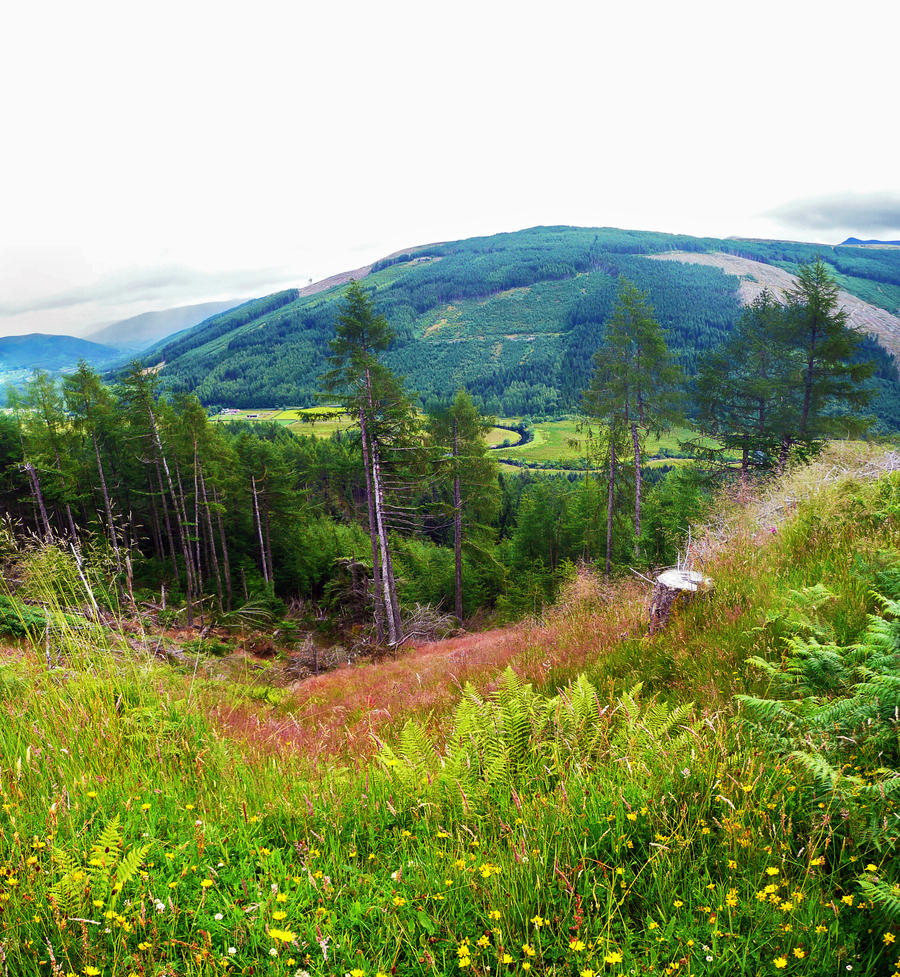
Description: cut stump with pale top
xmin=648 ymin=569 xmax=713 ymax=634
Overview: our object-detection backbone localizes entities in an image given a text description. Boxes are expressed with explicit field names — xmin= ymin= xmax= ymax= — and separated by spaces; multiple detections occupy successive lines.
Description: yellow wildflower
xmin=774 ymin=958 xmax=787 ymax=970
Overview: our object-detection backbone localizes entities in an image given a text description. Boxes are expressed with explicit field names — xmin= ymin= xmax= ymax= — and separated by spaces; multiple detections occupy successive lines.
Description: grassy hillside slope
xmin=2 ymin=446 xmax=900 ymax=974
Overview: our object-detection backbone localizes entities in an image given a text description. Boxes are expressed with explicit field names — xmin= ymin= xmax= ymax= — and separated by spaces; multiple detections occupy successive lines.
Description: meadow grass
xmin=1 ymin=452 xmax=900 ymax=975
xmin=491 ymin=420 xmax=723 ymax=467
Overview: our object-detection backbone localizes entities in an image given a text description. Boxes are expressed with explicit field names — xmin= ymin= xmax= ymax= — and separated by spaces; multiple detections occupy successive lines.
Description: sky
xmin=1 ymin=0 xmax=898 ymax=339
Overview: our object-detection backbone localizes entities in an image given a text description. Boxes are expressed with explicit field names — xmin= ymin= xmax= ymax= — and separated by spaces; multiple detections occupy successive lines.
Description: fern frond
xmin=111 ymin=843 xmax=150 ymax=902
xmin=858 ymin=878 xmax=900 ymax=923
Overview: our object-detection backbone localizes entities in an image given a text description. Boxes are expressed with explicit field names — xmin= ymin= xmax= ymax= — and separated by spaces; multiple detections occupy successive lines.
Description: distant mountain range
xmin=0 ymin=334 xmax=121 ymax=372
xmin=839 ymin=237 xmax=900 ymax=248
xmin=0 ymin=299 xmax=247 ymax=381
xmin=84 ymin=299 xmax=245 ymax=351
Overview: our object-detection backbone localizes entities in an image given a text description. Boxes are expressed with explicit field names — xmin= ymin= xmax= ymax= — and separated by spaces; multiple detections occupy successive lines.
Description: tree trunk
xmin=359 ymin=406 xmax=385 ymax=644
xmin=147 ymin=404 xmax=193 ymax=626
xmin=199 ymin=467 xmax=223 ymax=613
xmin=363 ymin=364 xmax=402 ymax=644
xmin=24 ymin=463 xmax=53 ymax=540
xmin=174 ymin=458 xmax=197 ymax=627
xmin=453 ymin=418 xmax=463 ymax=622
xmin=250 ymin=475 xmax=269 ymax=586
xmin=370 ymin=436 xmax=401 ymax=645
xmin=146 ymin=467 xmax=164 ymax=562
xmin=631 ymin=422 xmax=642 ymax=560
xmin=92 ymin=433 xmax=122 ymax=572
xmin=155 ymin=461 xmax=179 ymax=582
xmin=799 ymin=345 xmax=816 ymax=440
xmin=740 ymin=436 xmax=749 ymax=498
xmin=605 ymin=438 xmax=616 ymax=578
xmin=263 ymin=502 xmax=274 ymax=587
xmin=212 ymin=485 xmax=233 ymax=610
xmin=777 ymin=435 xmax=792 ymax=474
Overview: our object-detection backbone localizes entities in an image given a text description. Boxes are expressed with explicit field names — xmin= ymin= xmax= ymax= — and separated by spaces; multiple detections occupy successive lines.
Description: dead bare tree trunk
xmin=199 ymin=468 xmax=223 ymax=612
xmin=212 ymin=485 xmax=233 ymax=610
xmin=453 ymin=417 xmax=463 ymax=622
xmin=359 ymin=406 xmax=385 ymax=644
xmin=24 ymin=463 xmax=53 ymax=541
xmin=147 ymin=404 xmax=194 ymax=626
xmin=605 ymin=439 xmax=616 ymax=578
xmin=370 ymin=436 xmax=401 ymax=645
xmin=251 ymin=474 xmax=270 ymax=586
xmin=154 ymin=462 xmax=180 ymax=582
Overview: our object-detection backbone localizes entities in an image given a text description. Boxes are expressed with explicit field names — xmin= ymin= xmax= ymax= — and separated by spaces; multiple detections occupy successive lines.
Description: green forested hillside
xmin=145 ymin=226 xmax=900 ymax=419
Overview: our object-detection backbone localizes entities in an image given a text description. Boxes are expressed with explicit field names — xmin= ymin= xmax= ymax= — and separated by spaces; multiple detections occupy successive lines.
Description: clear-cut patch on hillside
xmin=650 ymin=250 xmax=900 ymax=360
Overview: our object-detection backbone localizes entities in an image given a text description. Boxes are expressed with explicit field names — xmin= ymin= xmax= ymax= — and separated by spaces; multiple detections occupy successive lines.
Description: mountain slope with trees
xmin=142 ymin=226 xmax=900 ymax=425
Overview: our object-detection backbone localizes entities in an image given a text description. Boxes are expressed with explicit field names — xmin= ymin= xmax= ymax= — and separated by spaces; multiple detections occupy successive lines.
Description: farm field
xmin=213 ymin=407 xmax=524 ymax=451
xmin=492 ymin=418 xmax=720 ymax=467
xmin=212 ymin=406 xmax=355 ymax=439
xmin=211 ymin=409 xmax=717 ymax=470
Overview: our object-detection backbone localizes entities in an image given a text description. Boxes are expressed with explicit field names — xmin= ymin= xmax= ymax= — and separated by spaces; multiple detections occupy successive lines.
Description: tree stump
xmin=648 ymin=569 xmax=713 ymax=634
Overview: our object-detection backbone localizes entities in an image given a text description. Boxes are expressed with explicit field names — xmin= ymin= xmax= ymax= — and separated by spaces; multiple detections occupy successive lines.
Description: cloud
xmin=766 ymin=192 xmax=900 ymax=235
xmin=0 ymin=264 xmax=297 ymax=319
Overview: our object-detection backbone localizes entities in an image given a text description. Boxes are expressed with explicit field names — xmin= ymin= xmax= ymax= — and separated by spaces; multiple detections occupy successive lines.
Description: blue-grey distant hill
xmin=840 ymin=237 xmax=900 ymax=247
xmin=85 ymin=299 xmax=245 ymax=352
xmin=0 ymin=333 xmax=121 ymax=372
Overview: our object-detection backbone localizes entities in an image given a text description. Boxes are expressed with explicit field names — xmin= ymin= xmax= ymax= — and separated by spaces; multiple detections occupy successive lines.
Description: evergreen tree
xmin=582 ymin=279 xmax=682 ymax=561
xmin=322 ymin=280 xmax=413 ymax=645
xmin=428 ymin=390 xmax=498 ymax=621
xmin=783 ymin=259 xmax=874 ymax=454
xmin=695 ymin=290 xmax=797 ymax=487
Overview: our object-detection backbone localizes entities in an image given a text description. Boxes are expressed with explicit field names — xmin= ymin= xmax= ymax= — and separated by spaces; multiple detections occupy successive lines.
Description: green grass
xmin=492 ymin=418 xmax=723 ymax=468
xmin=2 ymin=452 xmax=900 ymax=974
xmin=212 ymin=406 xmax=355 ymax=439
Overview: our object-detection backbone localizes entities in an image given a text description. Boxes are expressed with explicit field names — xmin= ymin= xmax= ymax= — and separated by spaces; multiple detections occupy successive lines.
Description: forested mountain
xmin=84 ymin=298 xmax=244 ymax=351
xmin=0 ymin=333 xmax=121 ymax=371
xmin=143 ymin=226 xmax=900 ymax=423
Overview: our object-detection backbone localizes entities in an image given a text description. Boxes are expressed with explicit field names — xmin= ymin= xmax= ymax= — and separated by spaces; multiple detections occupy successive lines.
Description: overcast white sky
xmin=1 ymin=0 xmax=898 ymax=338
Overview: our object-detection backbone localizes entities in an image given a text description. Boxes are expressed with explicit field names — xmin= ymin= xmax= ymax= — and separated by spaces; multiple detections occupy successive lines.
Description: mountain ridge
xmin=141 ymin=225 xmax=900 ymax=424
xmin=84 ymin=299 xmax=247 ymax=351
xmin=0 ymin=332 xmax=121 ymax=372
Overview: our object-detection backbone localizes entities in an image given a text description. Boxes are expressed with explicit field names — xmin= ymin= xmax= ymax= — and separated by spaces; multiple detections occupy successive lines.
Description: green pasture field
xmin=492 ymin=418 xmax=720 ymax=467
xmin=212 ymin=407 xmax=355 ymax=438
